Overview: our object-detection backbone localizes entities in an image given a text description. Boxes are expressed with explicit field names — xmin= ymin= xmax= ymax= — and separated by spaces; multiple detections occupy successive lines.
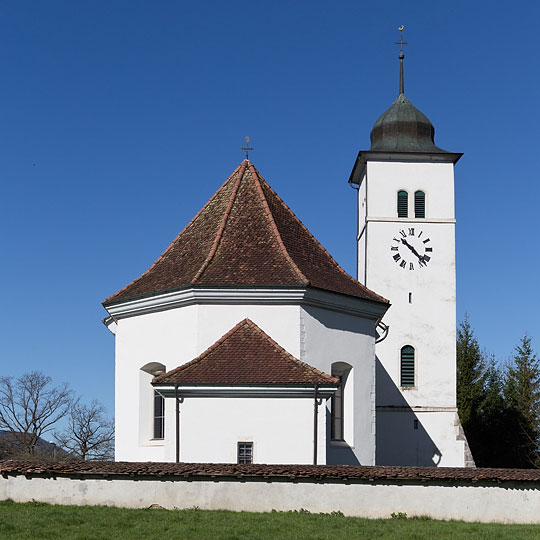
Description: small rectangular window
xmin=237 ymin=442 xmax=253 ymax=464
xmin=153 ymin=391 xmax=165 ymax=439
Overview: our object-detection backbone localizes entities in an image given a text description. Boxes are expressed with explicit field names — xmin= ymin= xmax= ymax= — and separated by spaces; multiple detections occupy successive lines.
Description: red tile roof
xmin=152 ymin=318 xmax=338 ymax=386
xmin=3 ymin=460 xmax=540 ymax=484
xmin=104 ymin=160 xmax=388 ymax=305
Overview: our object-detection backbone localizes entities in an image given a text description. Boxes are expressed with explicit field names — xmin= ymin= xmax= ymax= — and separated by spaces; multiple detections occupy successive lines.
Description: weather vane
xmin=240 ymin=136 xmax=253 ymax=160
xmin=395 ymin=25 xmax=407 ymax=55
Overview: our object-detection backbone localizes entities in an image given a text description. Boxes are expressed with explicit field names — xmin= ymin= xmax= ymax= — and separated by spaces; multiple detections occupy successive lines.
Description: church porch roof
xmin=104 ymin=160 xmax=388 ymax=307
xmin=152 ymin=318 xmax=338 ymax=387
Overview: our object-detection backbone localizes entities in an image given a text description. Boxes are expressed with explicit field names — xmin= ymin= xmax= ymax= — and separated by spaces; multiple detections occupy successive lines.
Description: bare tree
xmin=0 ymin=371 xmax=73 ymax=456
xmin=54 ymin=400 xmax=114 ymax=461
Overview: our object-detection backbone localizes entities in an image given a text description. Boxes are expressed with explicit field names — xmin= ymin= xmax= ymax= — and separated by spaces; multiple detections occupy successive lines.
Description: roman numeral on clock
xmin=399 ymin=260 xmax=406 ymax=268
xmin=393 ymin=253 xmax=401 ymax=262
xmin=425 ymin=247 xmax=433 ymax=252
xmin=408 ymin=228 xmax=414 ymax=236
xmin=391 ymin=246 xmax=398 ymax=251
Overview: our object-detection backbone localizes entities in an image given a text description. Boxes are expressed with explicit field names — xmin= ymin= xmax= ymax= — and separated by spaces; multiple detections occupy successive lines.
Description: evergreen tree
xmin=503 ymin=334 xmax=540 ymax=468
xmin=474 ymin=357 xmax=509 ymax=467
xmin=456 ymin=315 xmax=487 ymax=441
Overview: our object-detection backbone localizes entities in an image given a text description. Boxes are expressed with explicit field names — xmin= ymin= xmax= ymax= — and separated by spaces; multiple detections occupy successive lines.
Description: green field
xmin=1 ymin=500 xmax=540 ymax=539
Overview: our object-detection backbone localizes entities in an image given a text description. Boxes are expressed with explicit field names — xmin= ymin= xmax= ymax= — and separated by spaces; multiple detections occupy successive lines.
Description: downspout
xmin=175 ymin=383 xmax=180 ymax=463
xmin=313 ymin=384 xmax=319 ymax=465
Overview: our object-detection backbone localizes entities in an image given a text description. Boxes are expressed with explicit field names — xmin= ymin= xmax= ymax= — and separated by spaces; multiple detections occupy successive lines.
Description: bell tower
xmin=349 ymin=35 xmax=473 ymax=467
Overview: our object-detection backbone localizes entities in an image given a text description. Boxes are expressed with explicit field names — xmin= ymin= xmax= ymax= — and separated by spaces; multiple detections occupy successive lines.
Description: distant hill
xmin=0 ymin=430 xmax=70 ymax=460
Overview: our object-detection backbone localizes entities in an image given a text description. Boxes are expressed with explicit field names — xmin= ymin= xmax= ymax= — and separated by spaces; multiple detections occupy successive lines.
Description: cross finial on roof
xmin=240 ymin=136 xmax=253 ymax=160
xmin=395 ymin=25 xmax=407 ymax=95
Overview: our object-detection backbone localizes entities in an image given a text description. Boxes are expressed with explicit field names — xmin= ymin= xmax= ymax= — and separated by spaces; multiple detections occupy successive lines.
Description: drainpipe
xmin=175 ymin=384 xmax=179 ymax=463
xmin=313 ymin=384 xmax=319 ymax=465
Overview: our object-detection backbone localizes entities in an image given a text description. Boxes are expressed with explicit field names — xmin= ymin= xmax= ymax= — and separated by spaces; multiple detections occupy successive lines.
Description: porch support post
xmin=313 ymin=384 xmax=319 ymax=465
xmin=175 ymin=383 xmax=180 ymax=463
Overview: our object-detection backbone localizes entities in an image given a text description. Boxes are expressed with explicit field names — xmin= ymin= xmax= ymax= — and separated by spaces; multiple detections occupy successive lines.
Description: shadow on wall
xmin=325 ymin=407 xmax=360 ymax=465
xmin=376 ymin=356 xmax=442 ymax=466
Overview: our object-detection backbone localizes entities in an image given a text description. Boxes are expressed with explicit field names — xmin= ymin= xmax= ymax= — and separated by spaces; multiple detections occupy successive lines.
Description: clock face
xmin=390 ymin=228 xmax=433 ymax=270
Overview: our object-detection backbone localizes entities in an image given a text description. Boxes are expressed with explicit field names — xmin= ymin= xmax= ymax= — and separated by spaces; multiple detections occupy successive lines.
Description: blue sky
xmin=0 ymin=1 xmax=538 ymax=419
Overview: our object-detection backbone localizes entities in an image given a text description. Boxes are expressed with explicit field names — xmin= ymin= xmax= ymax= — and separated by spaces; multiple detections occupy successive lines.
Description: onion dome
xmin=369 ymin=49 xmax=449 ymax=153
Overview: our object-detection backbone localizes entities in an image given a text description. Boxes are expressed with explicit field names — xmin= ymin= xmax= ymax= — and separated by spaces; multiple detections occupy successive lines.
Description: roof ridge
xmin=254 ymin=166 xmax=388 ymax=304
xmin=154 ymin=318 xmax=338 ymax=385
xmin=245 ymin=318 xmax=338 ymax=384
xmin=103 ymin=162 xmax=246 ymax=304
xmin=191 ymin=161 xmax=247 ymax=283
xmin=247 ymin=162 xmax=308 ymax=285
xmin=154 ymin=318 xmax=252 ymax=382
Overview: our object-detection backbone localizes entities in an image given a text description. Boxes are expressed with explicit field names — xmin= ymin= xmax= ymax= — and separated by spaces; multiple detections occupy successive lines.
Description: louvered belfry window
xmin=415 ymin=191 xmax=425 ymax=218
xmin=397 ymin=190 xmax=408 ymax=218
xmin=400 ymin=346 xmax=415 ymax=387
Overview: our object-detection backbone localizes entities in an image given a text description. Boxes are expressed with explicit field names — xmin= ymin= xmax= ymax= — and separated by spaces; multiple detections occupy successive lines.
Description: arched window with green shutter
xmin=397 ymin=190 xmax=408 ymax=218
xmin=400 ymin=345 xmax=415 ymax=387
xmin=415 ymin=191 xmax=425 ymax=218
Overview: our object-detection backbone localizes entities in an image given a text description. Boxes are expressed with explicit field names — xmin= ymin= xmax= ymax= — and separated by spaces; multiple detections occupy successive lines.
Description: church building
xmin=103 ymin=47 xmax=472 ymax=467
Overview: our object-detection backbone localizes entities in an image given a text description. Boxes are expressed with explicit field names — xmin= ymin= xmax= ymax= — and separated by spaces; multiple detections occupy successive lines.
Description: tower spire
xmin=395 ymin=25 xmax=407 ymax=95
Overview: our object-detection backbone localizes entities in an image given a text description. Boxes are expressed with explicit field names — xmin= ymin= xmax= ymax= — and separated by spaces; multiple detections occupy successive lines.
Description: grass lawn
xmin=1 ymin=500 xmax=540 ymax=539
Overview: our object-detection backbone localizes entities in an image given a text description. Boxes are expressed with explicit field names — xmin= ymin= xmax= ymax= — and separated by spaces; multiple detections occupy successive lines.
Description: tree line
xmin=0 ymin=371 xmax=113 ymax=461
xmin=457 ymin=316 xmax=540 ymax=468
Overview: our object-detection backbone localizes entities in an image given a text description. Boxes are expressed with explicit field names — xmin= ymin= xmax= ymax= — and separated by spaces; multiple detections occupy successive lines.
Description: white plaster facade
xmin=5 ymin=473 xmax=540 ymax=524
xmin=105 ymin=288 xmax=386 ymax=465
xmin=353 ymin=156 xmax=467 ymax=466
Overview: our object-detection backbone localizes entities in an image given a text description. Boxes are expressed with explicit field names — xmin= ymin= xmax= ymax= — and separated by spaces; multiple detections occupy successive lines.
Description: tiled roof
xmin=152 ymin=319 xmax=338 ymax=386
xmin=3 ymin=460 xmax=540 ymax=484
xmin=104 ymin=160 xmax=388 ymax=305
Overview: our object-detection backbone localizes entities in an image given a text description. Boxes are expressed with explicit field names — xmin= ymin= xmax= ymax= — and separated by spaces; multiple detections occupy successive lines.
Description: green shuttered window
xmin=400 ymin=345 xmax=415 ymax=387
xmin=397 ymin=190 xmax=408 ymax=218
xmin=415 ymin=191 xmax=425 ymax=218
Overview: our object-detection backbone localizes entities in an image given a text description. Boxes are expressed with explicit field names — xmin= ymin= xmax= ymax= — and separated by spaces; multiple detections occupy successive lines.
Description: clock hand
xmin=400 ymin=238 xmax=428 ymax=267
xmin=400 ymin=238 xmax=423 ymax=260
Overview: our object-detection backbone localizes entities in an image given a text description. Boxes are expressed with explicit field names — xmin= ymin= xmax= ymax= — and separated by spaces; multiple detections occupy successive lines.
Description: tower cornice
xmin=348 ymin=150 xmax=463 ymax=186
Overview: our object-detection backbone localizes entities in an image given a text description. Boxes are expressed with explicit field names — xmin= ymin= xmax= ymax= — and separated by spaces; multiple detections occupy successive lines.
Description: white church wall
xmin=368 ymin=220 xmax=456 ymax=407
xmin=364 ymin=161 xmax=455 ymax=219
xmin=376 ymin=410 xmax=465 ymax=467
xmin=172 ymin=397 xmax=325 ymax=464
xmin=356 ymin=172 xmax=367 ymax=284
xmin=301 ymin=306 xmax=376 ymax=465
xmin=194 ymin=304 xmax=301 ymax=359
xmin=115 ymin=305 xmax=199 ymax=462
xmin=114 ymin=302 xmax=302 ymax=462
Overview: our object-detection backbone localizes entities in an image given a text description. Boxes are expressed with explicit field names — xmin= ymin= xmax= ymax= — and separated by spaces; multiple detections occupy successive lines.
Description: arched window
xmin=331 ymin=362 xmax=352 ymax=441
xmin=414 ymin=191 xmax=425 ymax=218
xmin=140 ymin=362 xmax=166 ymax=440
xmin=397 ymin=190 xmax=408 ymax=218
xmin=400 ymin=346 xmax=415 ymax=387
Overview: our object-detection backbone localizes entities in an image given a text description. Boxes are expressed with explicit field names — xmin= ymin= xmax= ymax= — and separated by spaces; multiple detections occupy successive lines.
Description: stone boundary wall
xmin=2 ymin=461 xmax=540 ymax=524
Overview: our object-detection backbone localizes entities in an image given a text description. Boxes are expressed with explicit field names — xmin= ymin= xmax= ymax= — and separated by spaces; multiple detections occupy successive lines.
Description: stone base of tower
xmin=375 ymin=408 xmax=474 ymax=467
